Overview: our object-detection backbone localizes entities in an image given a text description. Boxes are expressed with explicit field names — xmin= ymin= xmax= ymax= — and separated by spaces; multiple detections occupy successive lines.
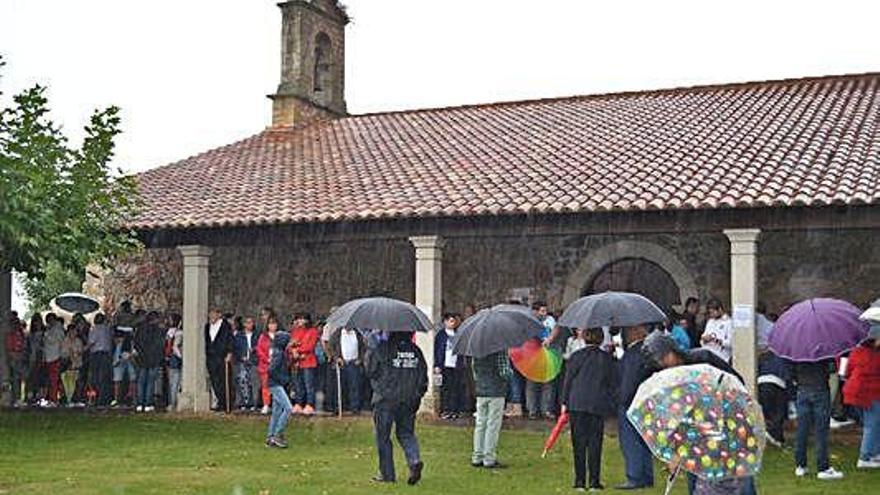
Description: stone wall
xmin=90 ymin=227 xmax=878 ymax=321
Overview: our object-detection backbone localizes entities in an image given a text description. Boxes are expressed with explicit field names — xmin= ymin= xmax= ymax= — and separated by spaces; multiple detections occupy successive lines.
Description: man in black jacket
xmin=204 ymin=308 xmax=233 ymax=412
xmin=616 ymin=325 xmax=655 ymax=490
xmin=560 ymin=328 xmax=618 ymax=491
xmin=365 ymin=331 xmax=428 ymax=485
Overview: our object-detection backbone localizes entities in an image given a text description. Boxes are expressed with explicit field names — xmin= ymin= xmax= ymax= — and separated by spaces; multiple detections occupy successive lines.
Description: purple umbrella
xmin=769 ymin=298 xmax=870 ymax=362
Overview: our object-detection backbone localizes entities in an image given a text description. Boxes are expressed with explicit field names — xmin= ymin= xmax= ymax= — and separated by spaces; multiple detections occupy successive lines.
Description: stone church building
xmin=84 ymin=0 xmax=879 ymax=411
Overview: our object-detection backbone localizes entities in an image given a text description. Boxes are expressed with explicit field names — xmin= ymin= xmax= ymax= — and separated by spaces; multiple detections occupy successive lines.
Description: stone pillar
xmin=724 ymin=229 xmax=760 ymax=394
xmin=0 ymin=271 xmax=11 ymax=316
xmin=177 ymin=245 xmax=212 ymax=412
xmin=409 ymin=235 xmax=445 ymax=413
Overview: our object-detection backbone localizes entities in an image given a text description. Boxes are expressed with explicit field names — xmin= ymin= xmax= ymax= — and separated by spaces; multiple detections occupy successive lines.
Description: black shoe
xmin=471 ymin=461 xmax=483 ymax=468
xmin=614 ymin=482 xmax=645 ymax=490
xmin=371 ymin=475 xmax=395 ymax=483
xmin=407 ymin=461 xmax=423 ymax=485
xmin=589 ymin=483 xmax=605 ymax=491
xmin=483 ymin=462 xmax=506 ymax=469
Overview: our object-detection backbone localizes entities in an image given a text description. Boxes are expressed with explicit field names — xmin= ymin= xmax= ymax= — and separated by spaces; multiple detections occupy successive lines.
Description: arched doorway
xmin=583 ymin=258 xmax=681 ymax=315
xmin=558 ymin=240 xmax=698 ymax=314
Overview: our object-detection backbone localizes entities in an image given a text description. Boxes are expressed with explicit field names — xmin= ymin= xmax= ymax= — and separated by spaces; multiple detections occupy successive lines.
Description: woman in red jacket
xmin=256 ymin=317 xmax=279 ymax=415
xmin=843 ymin=324 xmax=880 ymax=469
xmin=289 ymin=313 xmax=319 ymax=416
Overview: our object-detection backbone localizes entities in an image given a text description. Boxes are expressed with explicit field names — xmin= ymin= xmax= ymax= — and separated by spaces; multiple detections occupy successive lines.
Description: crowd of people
xmin=4 ymin=295 xmax=880 ymax=494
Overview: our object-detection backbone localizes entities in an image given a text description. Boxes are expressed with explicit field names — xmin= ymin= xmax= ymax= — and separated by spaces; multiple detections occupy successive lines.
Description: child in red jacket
xmin=256 ymin=318 xmax=279 ymax=415
xmin=289 ymin=313 xmax=319 ymax=415
xmin=843 ymin=324 xmax=880 ymax=468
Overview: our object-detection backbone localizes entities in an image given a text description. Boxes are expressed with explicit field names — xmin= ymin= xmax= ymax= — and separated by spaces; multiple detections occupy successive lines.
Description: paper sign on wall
xmin=732 ymin=304 xmax=754 ymax=329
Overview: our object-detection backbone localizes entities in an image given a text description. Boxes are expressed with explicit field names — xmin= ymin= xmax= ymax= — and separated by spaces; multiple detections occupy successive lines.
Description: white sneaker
xmin=135 ymin=406 xmax=144 ymax=412
xmin=795 ymin=466 xmax=808 ymax=477
xmin=857 ymin=459 xmax=880 ymax=469
xmin=261 ymin=405 xmax=270 ymax=415
xmin=829 ymin=418 xmax=855 ymax=429
xmin=145 ymin=406 xmax=155 ymax=412
xmin=817 ymin=468 xmax=844 ymax=480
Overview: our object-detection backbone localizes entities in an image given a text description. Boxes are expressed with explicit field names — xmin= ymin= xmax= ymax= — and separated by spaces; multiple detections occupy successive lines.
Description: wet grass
xmin=0 ymin=411 xmax=874 ymax=494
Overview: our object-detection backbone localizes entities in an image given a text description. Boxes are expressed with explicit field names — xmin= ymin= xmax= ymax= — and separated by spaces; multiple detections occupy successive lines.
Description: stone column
xmin=409 ymin=235 xmax=445 ymax=413
xmin=724 ymin=229 xmax=760 ymax=394
xmin=177 ymin=245 xmax=212 ymax=412
xmin=0 ymin=271 xmax=11 ymax=316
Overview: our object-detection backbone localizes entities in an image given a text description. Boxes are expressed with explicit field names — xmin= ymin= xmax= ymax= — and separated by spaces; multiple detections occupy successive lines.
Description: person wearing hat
xmin=843 ymin=324 xmax=880 ymax=469
xmin=642 ymin=332 xmax=758 ymax=495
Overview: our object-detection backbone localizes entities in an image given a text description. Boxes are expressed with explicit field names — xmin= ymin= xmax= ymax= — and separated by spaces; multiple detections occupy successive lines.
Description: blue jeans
xmin=293 ymin=367 xmax=316 ymax=407
xmin=373 ymin=403 xmax=421 ymax=481
xmin=507 ymin=365 xmax=524 ymax=404
xmin=860 ymin=400 xmax=880 ymax=461
xmin=341 ymin=362 xmax=363 ymax=412
xmin=136 ymin=367 xmax=158 ymax=407
xmin=687 ymin=474 xmax=755 ymax=495
xmin=619 ymin=409 xmax=653 ymax=486
xmin=268 ymin=385 xmax=293 ymax=438
xmin=795 ymin=387 xmax=831 ymax=471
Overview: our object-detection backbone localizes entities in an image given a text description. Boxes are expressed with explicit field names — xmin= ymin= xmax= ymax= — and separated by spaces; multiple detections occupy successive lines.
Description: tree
xmin=20 ymin=261 xmax=84 ymax=316
xmin=0 ymin=58 xmax=141 ymax=404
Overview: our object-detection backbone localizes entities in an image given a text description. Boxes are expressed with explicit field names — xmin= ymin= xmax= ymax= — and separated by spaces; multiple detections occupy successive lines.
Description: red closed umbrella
xmin=541 ymin=412 xmax=569 ymax=458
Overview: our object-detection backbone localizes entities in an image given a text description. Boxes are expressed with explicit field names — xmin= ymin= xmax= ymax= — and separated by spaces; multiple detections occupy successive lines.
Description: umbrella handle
xmin=664 ymin=460 xmax=682 ymax=495
xmin=336 ymin=362 xmax=343 ymax=419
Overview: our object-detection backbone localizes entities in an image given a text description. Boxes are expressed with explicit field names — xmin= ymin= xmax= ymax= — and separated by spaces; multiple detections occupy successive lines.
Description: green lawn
xmin=0 ymin=411 xmax=874 ymax=494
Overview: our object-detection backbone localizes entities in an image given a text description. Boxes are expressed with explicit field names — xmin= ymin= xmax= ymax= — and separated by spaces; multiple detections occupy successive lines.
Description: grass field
xmin=0 ymin=411 xmax=875 ymax=494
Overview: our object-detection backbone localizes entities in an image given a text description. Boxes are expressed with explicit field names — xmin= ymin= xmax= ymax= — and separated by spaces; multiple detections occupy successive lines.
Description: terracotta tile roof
xmin=134 ymin=73 xmax=880 ymax=229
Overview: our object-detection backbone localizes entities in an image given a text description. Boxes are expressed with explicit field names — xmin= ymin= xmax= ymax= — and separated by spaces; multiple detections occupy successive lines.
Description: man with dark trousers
xmin=615 ymin=325 xmax=655 ymax=490
xmin=205 ymin=308 xmax=233 ymax=412
xmin=365 ymin=331 xmax=428 ymax=485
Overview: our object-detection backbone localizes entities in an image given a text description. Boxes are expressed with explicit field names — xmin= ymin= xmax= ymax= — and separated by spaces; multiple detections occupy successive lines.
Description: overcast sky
xmin=2 ymin=0 xmax=879 ymax=312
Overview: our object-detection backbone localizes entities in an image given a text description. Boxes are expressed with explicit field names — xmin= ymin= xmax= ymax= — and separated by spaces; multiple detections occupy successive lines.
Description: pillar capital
xmin=723 ymin=228 xmax=761 ymax=243
xmin=409 ymin=235 xmax=446 ymax=253
xmin=177 ymin=245 xmax=214 ymax=259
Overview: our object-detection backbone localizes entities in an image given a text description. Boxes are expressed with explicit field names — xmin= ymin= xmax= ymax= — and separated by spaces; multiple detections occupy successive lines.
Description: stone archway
xmin=559 ymin=240 xmax=698 ymax=311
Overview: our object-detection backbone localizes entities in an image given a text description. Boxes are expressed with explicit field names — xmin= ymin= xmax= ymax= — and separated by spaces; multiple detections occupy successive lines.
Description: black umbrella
xmin=324 ymin=297 xmax=433 ymax=334
xmin=53 ymin=293 xmax=100 ymax=315
xmin=452 ymin=304 xmax=545 ymax=358
xmin=559 ymin=291 xmax=667 ymax=329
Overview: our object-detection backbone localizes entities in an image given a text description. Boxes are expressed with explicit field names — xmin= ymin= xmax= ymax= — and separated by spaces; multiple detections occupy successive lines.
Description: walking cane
xmin=336 ymin=361 xmax=343 ymax=419
xmin=224 ymin=360 xmax=232 ymax=414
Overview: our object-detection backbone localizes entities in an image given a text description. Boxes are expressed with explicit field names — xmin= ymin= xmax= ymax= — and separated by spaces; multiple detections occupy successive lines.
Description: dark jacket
xmin=433 ymin=328 xmax=456 ymax=369
xmin=133 ymin=323 xmax=165 ymax=368
xmin=233 ymin=330 xmax=259 ymax=365
xmin=562 ymin=345 xmax=618 ymax=416
xmin=618 ymin=340 xmax=652 ymax=411
xmin=365 ymin=335 xmax=428 ymax=408
xmin=791 ymin=360 xmax=834 ymax=390
xmin=268 ymin=332 xmax=292 ymax=388
xmin=683 ymin=348 xmax=745 ymax=384
xmin=204 ymin=319 xmax=233 ymax=364
xmin=758 ymin=351 xmax=789 ymax=388
xmin=472 ymin=351 xmax=511 ymax=398
xmin=328 ymin=328 xmax=366 ymax=363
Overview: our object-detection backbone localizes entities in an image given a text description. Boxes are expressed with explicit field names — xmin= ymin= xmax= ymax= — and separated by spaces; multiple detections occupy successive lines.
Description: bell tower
xmin=270 ymin=0 xmax=349 ymax=127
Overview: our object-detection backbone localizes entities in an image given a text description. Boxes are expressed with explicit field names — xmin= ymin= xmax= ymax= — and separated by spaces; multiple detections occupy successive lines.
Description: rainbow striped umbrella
xmin=508 ymin=340 xmax=563 ymax=383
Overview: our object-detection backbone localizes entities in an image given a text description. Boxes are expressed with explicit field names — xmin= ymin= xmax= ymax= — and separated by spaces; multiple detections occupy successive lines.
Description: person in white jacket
xmin=701 ymin=298 xmax=732 ymax=363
